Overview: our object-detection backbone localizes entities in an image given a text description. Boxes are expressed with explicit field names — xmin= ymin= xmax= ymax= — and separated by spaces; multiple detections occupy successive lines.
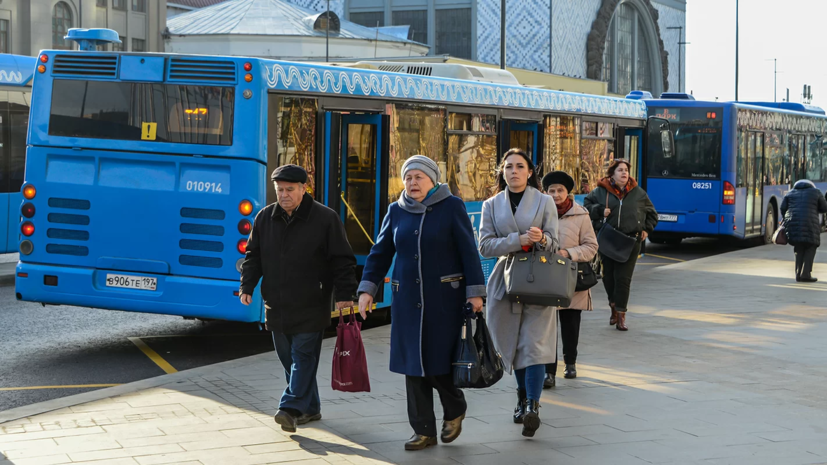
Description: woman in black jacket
xmin=780 ymin=180 xmax=827 ymax=282
xmin=584 ymin=159 xmax=658 ymax=331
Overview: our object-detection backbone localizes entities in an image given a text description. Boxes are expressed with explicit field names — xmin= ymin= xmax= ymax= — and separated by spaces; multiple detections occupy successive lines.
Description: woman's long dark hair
xmin=494 ymin=148 xmax=541 ymax=194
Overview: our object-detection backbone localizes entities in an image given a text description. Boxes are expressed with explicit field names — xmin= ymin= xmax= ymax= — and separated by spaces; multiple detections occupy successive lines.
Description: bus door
xmin=507 ymin=122 xmax=540 ymax=165
xmin=336 ymin=114 xmax=383 ymax=263
xmin=618 ymin=128 xmax=643 ymax=183
xmin=790 ymin=134 xmax=806 ymax=183
xmin=745 ymin=132 xmax=765 ymax=235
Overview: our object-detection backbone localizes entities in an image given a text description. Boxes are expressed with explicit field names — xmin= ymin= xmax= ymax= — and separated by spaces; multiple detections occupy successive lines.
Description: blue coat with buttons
xmin=358 ymin=184 xmax=487 ymax=377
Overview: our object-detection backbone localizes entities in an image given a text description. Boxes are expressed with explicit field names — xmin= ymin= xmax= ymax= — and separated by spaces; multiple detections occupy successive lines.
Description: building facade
xmin=0 ymin=0 xmax=166 ymax=56
xmin=291 ymin=0 xmax=686 ymax=96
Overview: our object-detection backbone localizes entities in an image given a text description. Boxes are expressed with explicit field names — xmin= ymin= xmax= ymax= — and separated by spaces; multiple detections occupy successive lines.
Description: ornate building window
xmin=52 ymin=2 xmax=74 ymax=50
xmin=601 ymin=2 xmax=654 ymax=95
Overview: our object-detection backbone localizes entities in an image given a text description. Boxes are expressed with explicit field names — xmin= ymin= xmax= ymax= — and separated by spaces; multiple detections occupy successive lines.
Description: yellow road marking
xmin=128 ymin=337 xmax=178 ymax=374
xmin=0 ymin=384 xmax=120 ymax=391
xmin=540 ymin=397 xmax=611 ymax=415
xmin=645 ymin=253 xmax=685 ymax=262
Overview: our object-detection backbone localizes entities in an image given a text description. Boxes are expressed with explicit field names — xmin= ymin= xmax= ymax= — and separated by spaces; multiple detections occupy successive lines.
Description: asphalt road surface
xmin=0 ymin=237 xmax=745 ymax=412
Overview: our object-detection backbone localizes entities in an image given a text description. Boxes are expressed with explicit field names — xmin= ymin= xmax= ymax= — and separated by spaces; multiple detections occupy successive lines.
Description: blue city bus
xmin=637 ymin=93 xmax=826 ymax=245
xmin=0 ymin=54 xmax=35 ymax=253
xmin=16 ymin=28 xmax=654 ymax=323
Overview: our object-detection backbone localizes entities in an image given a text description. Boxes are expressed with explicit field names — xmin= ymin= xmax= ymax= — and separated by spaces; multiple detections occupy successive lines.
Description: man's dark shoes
xmin=543 ymin=373 xmax=556 ymax=389
xmin=405 ymin=434 xmax=437 ymax=451
xmin=522 ymin=400 xmax=541 ymax=437
xmin=800 ymin=277 xmax=818 ymax=283
xmin=297 ymin=412 xmax=322 ymax=425
xmin=440 ymin=412 xmax=465 ymax=443
xmin=274 ymin=409 xmax=297 ymax=433
xmin=564 ymin=364 xmax=577 ymax=379
xmin=513 ymin=388 xmax=527 ymax=424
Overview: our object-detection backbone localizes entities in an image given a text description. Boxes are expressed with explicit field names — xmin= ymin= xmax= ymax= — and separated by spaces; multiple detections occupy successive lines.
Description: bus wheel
xmin=764 ymin=208 xmax=776 ymax=245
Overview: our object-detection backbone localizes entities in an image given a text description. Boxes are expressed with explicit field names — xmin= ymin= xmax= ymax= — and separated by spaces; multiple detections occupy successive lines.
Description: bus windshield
xmin=647 ymin=107 xmax=722 ymax=179
xmin=48 ymin=79 xmax=234 ymax=145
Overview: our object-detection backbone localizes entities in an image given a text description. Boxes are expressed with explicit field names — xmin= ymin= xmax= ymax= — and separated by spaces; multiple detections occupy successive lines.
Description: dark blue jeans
xmin=272 ymin=330 xmax=324 ymax=416
xmin=515 ymin=364 xmax=545 ymax=402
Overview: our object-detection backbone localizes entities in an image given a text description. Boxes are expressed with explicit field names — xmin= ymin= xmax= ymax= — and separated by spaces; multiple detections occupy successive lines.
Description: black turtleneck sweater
xmin=508 ymin=189 xmax=525 ymax=215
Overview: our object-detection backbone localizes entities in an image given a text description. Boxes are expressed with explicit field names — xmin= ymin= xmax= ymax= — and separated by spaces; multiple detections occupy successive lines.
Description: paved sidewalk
xmin=3 ymin=243 xmax=827 ymax=464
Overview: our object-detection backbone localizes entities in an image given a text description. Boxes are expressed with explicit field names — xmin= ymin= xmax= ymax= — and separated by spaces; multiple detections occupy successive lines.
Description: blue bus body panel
xmin=0 ymin=54 xmax=36 ymax=86
xmin=648 ymin=178 xmax=722 ymax=235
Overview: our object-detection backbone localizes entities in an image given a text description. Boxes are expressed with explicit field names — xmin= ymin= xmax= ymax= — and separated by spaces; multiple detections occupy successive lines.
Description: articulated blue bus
xmin=0 ymin=54 xmax=35 ymax=253
xmin=638 ymin=93 xmax=826 ymax=245
xmin=16 ymin=28 xmax=656 ymax=323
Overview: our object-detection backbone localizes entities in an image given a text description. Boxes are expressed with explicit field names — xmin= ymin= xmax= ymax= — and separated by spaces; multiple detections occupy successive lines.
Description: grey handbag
xmin=504 ymin=247 xmax=578 ymax=307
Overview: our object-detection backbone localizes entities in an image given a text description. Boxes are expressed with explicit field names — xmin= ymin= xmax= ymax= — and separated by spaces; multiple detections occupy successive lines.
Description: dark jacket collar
xmin=397 ymin=184 xmax=453 ymax=213
xmin=272 ymin=192 xmax=314 ymax=220
xmin=794 ymin=180 xmax=816 ymax=190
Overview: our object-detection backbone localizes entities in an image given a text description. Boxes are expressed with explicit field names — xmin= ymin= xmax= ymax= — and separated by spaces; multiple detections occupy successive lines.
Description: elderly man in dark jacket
xmin=240 ymin=164 xmax=357 ymax=433
xmin=780 ymin=180 xmax=827 ymax=282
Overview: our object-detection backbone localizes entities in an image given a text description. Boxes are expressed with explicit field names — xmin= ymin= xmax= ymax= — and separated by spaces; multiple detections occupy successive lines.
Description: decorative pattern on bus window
xmin=764 ymin=131 xmax=787 ymax=186
xmin=543 ymin=116 xmax=586 ymax=193
xmin=388 ymin=105 xmax=446 ymax=203
xmin=265 ymin=63 xmax=647 ymax=119
xmin=736 ymin=109 xmax=823 ymax=134
xmin=446 ymin=113 xmax=498 ymax=202
xmin=274 ymin=98 xmax=317 ymax=195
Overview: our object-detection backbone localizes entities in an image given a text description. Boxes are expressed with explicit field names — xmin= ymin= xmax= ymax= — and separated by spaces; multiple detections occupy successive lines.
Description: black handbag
xmin=575 ymin=261 xmax=598 ymax=292
xmin=596 ymin=192 xmax=638 ymax=263
xmin=453 ymin=308 xmax=504 ymax=389
xmin=504 ymin=247 xmax=578 ymax=307
xmin=472 ymin=313 xmax=504 ymax=388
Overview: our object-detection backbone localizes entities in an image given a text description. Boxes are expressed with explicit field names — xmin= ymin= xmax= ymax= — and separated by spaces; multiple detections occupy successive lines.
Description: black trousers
xmin=601 ymin=240 xmax=642 ymax=312
xmin=546 ymin=309 xmax=582 ymax=374
xmin=794 ymin=244 xmax=818 ymax=279
xmin=405 ymin=374 xmax=466 ymax=437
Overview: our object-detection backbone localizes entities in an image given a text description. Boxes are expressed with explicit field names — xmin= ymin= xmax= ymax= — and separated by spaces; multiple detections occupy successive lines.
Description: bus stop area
xmin=2 ymin=242 xmax=827 ymax=465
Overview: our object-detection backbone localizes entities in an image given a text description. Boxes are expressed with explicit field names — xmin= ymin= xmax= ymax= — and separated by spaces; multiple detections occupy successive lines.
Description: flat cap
xmin=271 ymin=164 xmax=308 ymax=183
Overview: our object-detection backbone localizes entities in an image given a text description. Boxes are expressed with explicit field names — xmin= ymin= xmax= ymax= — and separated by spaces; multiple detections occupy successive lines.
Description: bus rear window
xmin=48 ymin=80 xmax=234 ymax=146
xmin=647 ymin=107 xmax=722 ymax=179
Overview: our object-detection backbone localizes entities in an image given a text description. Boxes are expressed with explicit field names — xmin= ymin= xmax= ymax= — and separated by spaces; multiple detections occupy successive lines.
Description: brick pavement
xmin=3 ymin=243 xmax=827 ymax=464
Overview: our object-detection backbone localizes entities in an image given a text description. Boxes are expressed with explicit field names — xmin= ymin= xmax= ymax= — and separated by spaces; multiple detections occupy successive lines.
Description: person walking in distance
xmin=584 ymin=159 xmax=657 ymax=331
xmin=542 ymin=171 xmax=598 ymax=387
xmin=780 ymin=179 xmax=827 ymax=282
xmin=478 ymin=148 xmax=559 ymax=438
xmin=239 ymin=164 xmax=358 ymax=433
xmin=357 ymin=155 xmax=486 ymax=451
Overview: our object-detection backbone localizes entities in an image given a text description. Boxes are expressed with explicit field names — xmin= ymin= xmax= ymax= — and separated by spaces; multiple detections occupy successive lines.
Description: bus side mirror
xmin=660 ymin=126 xmax=675 ymax=159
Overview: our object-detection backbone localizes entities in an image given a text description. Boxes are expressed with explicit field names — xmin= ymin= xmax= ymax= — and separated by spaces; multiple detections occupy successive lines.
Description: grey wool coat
xmin=478 ymin=186 xmax=560 ymax=373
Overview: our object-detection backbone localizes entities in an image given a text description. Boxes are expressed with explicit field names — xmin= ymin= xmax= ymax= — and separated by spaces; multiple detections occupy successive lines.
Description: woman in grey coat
xmin=478 ymin=148 xmax=559 ymax=438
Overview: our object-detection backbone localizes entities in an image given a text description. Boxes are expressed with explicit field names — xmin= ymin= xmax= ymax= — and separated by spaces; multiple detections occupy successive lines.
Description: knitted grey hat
xmin=401 ymin=155 xmax=440 ymax=185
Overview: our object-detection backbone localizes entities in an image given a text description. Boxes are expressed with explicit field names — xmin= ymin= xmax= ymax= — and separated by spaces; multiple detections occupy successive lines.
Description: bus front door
xmin=745 ymin=132 xmax=766 ymax=236
xmin=507 ymin=122 xmax=540 ymax=165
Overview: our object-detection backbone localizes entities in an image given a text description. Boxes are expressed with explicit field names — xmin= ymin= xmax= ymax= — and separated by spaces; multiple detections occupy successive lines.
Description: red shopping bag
xmin=331 ymin=307 xmax=370 ymax=392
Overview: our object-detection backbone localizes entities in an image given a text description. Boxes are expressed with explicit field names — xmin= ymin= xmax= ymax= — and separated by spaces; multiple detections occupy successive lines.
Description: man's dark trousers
xmin=272 ymin=330 xmax=324 ymax=416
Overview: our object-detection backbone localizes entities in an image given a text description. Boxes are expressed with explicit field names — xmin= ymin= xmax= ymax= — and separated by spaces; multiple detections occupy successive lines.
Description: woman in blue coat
xmin=357 ymin=155 xmax=486 ymax=452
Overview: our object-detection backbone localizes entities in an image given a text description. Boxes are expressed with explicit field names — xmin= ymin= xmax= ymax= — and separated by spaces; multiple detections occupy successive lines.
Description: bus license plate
xmin=105 ymin=274 xmax=157 ymax=291
xmin=658 ymin=214 xmax=678 ymax=222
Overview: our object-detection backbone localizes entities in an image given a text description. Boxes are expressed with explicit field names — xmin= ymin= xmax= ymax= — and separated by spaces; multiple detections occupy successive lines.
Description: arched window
xmin=52 ymin=2 xmax=74 ymax=50
xmin=601 ymin=2 xmax=654 ymax=95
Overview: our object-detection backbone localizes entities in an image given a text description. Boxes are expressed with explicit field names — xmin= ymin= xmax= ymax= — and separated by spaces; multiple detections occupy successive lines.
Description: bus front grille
xmin=53 ymin=55 xmax=118 ymax=79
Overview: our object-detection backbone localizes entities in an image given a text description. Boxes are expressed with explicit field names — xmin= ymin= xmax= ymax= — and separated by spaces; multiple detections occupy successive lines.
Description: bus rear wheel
xmin=764 ymin=208 xmax=776 ymax=245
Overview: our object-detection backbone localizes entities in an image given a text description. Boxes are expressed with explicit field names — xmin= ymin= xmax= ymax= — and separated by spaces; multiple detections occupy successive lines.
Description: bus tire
xmin=764 ymin=207 xmax=776 ymax=245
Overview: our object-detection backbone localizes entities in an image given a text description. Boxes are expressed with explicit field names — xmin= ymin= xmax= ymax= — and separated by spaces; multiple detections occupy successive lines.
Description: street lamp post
xmin=325 ymin=0 xmax=330 ymax=63
xmin=735 ymin=0 xmax=739 ymax=101
xmin=500 ymin=0 xmax=506 ymax=70
xmin=666 ymin=26 xmax=688 ymax=92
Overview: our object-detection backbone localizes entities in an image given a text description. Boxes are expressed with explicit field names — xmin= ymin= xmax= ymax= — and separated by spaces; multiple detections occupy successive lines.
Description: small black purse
xmin=575 ymin=261 xmax=598 ymax=292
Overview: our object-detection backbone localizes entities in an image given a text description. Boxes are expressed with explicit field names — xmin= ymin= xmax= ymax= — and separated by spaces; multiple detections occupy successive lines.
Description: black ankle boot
xmin=513 ymin=388 xmax=527 ymax=424
xmin=564 ymin=364 xmax=577 ymax=379
xmin=543 ymin=373 xmax=555 ymax=389
xmin=522 ymin=400 xmax=541 ymax=437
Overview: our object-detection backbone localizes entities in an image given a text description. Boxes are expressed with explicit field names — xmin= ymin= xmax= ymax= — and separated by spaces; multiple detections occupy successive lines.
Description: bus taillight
xmin=723 ymin=181 xmax=735 ymax=205
xmin=238 ymin=219 xmax=252 ymax=235
xmin=21 ymin=222 xmax=34 ymax=236
xmin=23 ymin=184 xmax=35 ymax=199
xmin=237 ymin=239 xmax=248 ymax=254
xmin=239 ymin=200 xmax=253 ymax=216
xmin=21 ymin=203 xmax=35 ymax=218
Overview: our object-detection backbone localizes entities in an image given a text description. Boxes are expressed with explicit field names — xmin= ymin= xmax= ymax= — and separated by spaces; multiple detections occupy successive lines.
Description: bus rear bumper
xmin=14 ymin=262 xmax=262 ymax=323
xmin=653 ymin=211 xmax=725 ymax=236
